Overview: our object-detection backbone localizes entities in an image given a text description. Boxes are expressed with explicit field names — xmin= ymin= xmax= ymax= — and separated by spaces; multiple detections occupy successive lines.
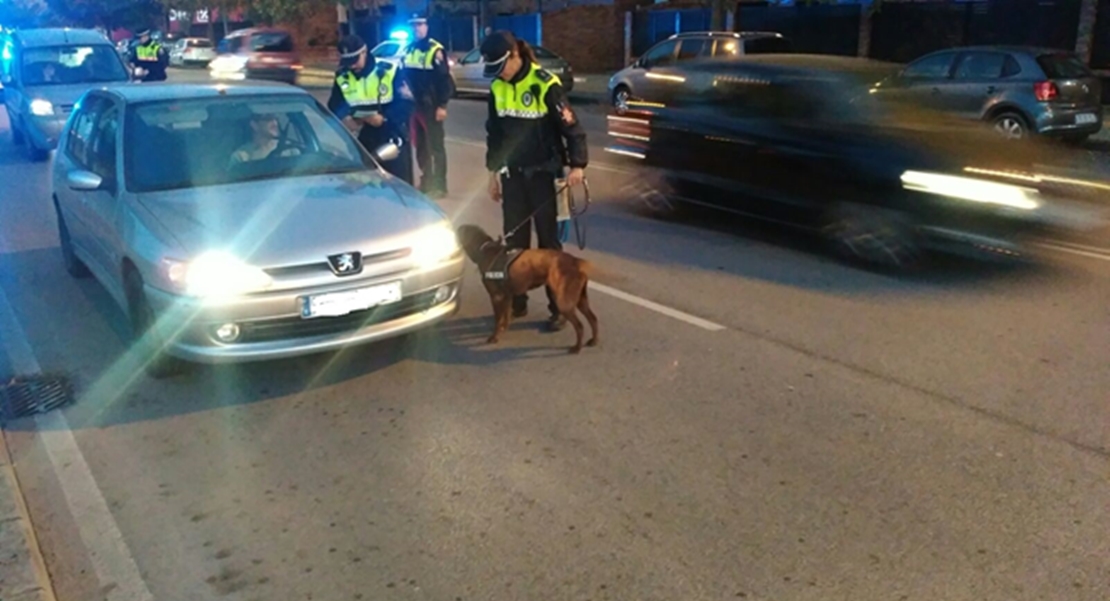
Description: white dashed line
xmin=1035 ymin=241 xmax=1110 ymax=262
xmin=590 ymin=282 xmax=726 ymax=332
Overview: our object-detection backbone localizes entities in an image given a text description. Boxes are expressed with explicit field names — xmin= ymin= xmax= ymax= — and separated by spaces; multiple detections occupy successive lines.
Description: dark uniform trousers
xmin=501 ymin=168 xmax=560 ymax=316
xmin=413 ymin=109 xmax=447 ymax=193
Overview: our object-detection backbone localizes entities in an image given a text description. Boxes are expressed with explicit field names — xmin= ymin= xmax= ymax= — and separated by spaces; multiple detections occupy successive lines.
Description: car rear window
xmin=533 ymin=47 xmax=557 ymax=60
xmin=189 ymin=40 xmax=213 ymax=48
xmin=1036 ymin=53 xmax=1091 ymax=79
xmin=252 ymin=33 xmax=293 ymax=53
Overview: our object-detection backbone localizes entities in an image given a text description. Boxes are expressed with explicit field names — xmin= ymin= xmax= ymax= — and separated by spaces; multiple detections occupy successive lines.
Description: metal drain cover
xmin=0 ymin=375 xmax=74 ymax=422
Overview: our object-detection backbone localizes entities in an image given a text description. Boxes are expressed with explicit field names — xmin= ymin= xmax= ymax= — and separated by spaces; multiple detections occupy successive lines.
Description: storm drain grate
xmin=0 ymin=375 xmax=74 ymax=422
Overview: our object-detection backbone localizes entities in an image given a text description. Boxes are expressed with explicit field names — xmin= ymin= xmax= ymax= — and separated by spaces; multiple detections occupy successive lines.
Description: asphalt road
xmin=1 ymin=72 xmax=1109 ymax=601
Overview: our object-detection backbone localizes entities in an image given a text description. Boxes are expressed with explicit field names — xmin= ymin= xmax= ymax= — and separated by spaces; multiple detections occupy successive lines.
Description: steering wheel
xmin=267 ymin=138 xmax=305 ymax=159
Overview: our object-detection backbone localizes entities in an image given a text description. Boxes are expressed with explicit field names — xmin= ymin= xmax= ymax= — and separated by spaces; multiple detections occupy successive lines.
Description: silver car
xmin=2 ymin=28 xmax=130 ymax=161
xmin=451 ymin=45 xmax=574 ymax=94
xmin=51 ymin=83 xmax=464 ymax=377
xmin=169 ymin=37 xmax=217 ymax=67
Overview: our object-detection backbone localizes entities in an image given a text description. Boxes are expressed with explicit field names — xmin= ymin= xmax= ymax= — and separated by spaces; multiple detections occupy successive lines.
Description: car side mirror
xmin=374 ymin=142 xmax=400 ymax=163
xmin=67 ymin=170 xmax=105 ymax=191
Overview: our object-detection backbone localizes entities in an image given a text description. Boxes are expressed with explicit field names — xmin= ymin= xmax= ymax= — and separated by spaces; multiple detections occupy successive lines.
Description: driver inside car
xmin=228 ymin=112 xmax=301 ymax=165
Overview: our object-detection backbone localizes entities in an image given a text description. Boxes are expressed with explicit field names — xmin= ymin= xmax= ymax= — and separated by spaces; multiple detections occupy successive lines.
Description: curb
xmin=0 ymin=429 xmax=57 ymax=601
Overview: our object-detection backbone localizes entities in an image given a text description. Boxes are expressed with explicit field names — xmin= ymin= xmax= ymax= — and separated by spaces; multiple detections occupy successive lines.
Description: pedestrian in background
xmin=481 ymin=30 xmax=587 ymax=331
xmin=129 ymin=28 xmax=167 ymax=82
xmin=402 ymin=13 xmax=452 ymax=198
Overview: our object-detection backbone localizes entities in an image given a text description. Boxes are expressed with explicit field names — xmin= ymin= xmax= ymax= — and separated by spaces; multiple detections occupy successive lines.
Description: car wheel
xmin=613 ymin=86 xmax=632 ymax=113
xmin=54 ymin=201 xmax=90 ymax=279
xmin=991 ymin=112 xmax=1029 ymax=140
xmin=124 ymin=269 xmax=186 ymax=379
xmin=825 ymin=203 xmax=922 ymax=271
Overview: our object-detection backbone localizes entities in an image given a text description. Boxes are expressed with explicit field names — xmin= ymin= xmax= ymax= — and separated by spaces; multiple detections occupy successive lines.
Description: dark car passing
xmin=606 ymin=55 xmax=1109 ymax=270
xmin=871 ymin=46 xmax=1103 ymax=142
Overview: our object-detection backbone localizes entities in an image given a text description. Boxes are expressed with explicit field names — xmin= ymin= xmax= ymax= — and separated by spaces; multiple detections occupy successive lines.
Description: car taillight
xmin=1034 ymin=81 xmax=1058 ymax=102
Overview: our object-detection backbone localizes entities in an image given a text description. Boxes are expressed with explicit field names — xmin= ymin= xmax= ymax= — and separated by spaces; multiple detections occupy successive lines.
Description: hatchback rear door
xmin=1036 ymin=52 xmax=1101 ymax=109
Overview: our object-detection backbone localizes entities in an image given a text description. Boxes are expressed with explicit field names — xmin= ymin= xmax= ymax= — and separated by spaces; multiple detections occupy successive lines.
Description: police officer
xmin=328 ymin=34 xmax=415 ymax=184
xmin=402 ymin=13 xmax=451 ymax=198
xmin=129 ymin=28 xmax=167 ymax=82
xmin=481 ymin=30 xmax=587 ymax=331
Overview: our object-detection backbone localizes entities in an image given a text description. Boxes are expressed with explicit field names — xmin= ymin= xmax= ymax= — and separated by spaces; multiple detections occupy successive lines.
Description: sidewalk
xmin=0 ymin=431 xmax=55 ymax=601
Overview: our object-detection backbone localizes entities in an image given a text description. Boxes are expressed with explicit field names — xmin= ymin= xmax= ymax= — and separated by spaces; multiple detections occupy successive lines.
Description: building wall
xmin=542 ymin=5 xmax=625 ymax=72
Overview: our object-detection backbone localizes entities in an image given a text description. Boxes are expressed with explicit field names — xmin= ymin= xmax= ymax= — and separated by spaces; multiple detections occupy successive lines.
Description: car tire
xmin=990 ymin=112 xmax=1030 ymax=140
xmin=54 ymin=201 xmax=90 ymax=279
xmin=613 ymin=85 xmax=632 ymax=113
xmin=124 ymin=269 xmax=186 ymax=379
xmin=824 ymin=202 xmax=922 ymax=271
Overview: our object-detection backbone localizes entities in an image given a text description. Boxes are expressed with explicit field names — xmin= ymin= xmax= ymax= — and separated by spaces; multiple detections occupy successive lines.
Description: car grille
xmin=264 ymin=248 xmax=411 ymax=278
xmin=236 ymin=288 xmax=441 ymax=343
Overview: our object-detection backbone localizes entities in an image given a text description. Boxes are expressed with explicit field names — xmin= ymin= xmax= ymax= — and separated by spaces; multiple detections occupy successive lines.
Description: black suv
xmin=872 ymin=46 xmax=1103 ymax=142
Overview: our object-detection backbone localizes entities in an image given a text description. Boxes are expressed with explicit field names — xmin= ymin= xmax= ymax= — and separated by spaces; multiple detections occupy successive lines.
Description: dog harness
xmin=480 ymin=246 xmax=523 ymax=288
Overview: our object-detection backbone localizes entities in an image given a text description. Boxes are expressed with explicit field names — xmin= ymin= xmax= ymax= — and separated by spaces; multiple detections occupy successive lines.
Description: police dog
xmin=456 ymin=224 xmax=599 ymax=354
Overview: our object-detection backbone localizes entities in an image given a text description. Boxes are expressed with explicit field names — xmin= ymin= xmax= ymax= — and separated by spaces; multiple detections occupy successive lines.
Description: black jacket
xmin=404 ymin=38 xmax=452 ymax=110
xmin=485 ymin=61 xmax=588 ymax=173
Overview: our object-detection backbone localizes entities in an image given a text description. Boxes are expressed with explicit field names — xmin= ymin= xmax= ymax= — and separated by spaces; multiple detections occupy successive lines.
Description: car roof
xmin=93 ymin=81 xmax=311 ymax=103
xmin=673 ymin=30 xmax=784 ymax=40
xmin=921 ymin=45 xmax=1075 ymax=57
xmin=226 ymin=27 xmax=291 ymax=38
xmin=13 ymin=28 xmax=112 ymax=48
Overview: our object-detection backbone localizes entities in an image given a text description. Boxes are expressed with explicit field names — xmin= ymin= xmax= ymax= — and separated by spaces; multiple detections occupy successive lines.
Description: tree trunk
xmin=1075 ymin=0 xmax=1099 ymax=64
xmin=710 ymin=0 xmax=726 ymax=31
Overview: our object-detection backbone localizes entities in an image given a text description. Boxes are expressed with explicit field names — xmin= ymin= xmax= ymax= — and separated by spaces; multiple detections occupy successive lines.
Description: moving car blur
xmin=51 ymin=83 xmax=463 ymax=378
xmin=2 ymin=28 xmax=129 ymax=161
xmin=871 ymin=46 xmax=1103 ymax=142
xmin=607 ymin=55 xmax=1110 ymax=269
xmin=451 ymin=44 xmax=574 ymax=94
xmin=169 ymin=37 xmax=216 ymax=67
xmin=208 ymin=27 xmax=301 ymax=84
xmin=608 ymin=30 xmax=791 ymax=110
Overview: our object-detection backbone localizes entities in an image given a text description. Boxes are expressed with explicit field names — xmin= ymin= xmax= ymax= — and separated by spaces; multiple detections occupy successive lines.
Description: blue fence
xmin=632 ymin=9 xmax=711 ymax=57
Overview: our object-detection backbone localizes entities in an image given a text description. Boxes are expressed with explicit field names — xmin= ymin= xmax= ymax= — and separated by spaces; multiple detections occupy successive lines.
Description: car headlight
xmin=409 ymin=223 xmax=459 ymax=268
xmin=164 ymin=251 xmax=273 ymax=298
xmin=30 ymin=98 xmax=53 ymax=116
xmin=900 ymin=170 xmax=1040 ymax=211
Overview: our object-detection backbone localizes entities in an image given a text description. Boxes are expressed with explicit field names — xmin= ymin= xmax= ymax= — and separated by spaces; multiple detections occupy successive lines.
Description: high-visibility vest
xmin=336 ymin=63 xmax=397 ymax=110
xmin=135 ymin=41 xmax=161 ymax=62
xmin=490 ymin=63 xmax=561 ymax=120
xmin=402 ymin=40 xmax=444 ymax=70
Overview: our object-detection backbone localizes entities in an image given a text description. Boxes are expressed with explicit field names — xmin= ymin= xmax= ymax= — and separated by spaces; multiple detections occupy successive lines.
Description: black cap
xmin=338 ymin=34 xmax=367 ymax=64
xmin=408 ymin=13 xmax=428 ymax=24
xmin=136 ymin=28 xmax=151 ymax=37
xmin=479 ymin=30 xmax=515 ymax=78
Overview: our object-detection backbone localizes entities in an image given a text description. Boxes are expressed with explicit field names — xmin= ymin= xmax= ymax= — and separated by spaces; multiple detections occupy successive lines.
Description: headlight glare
xmin=164 ymin=252 xmax=272 ymax=298
xmin=409 ymin=224 xmax=459 ymax=268
xmin=901 ymin=170 xmax=1040 ymax=210
xmin=30 ymin=98 xmax=53 ymax=116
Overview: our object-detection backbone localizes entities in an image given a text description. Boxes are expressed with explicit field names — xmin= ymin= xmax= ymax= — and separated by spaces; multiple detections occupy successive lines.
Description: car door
xmin=54 ymin=95 xmax=108 ymax=268
xmin=79 ymin=98 xmax=123 ymax=279
xmin=454 ymin=48 xmax=485 ymax=93
xmin=948 ymin=51 xmax=1014 ymax=120
xmin=3 ymin=44 xmax=23 ymax=129
xmin=882 ymin=51 xmax=958 ymax=111
xmin=630 ymin=39 xmax=678 ymax=104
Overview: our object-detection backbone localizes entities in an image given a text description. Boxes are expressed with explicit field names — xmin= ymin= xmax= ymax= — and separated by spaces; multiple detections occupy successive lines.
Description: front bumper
xmin=1036 ymin=104 xmax=1103 ymax=136
xmin=26 ymin=115 xmax=65 ymax=150
xmin=144 ymin=258 xmax=464 ymax=364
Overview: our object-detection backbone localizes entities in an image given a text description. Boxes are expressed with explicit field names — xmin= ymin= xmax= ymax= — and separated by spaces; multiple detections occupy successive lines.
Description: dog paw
xmin=567 ymin=346 xmax=582 ymax=355
xmin=486 ymin=335 xmax=500 ymax=344
xmin=586 ymin=338 xmax=599 ymax=348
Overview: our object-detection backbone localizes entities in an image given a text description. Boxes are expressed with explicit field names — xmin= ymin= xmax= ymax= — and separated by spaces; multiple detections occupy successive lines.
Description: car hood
xmin=133 ymin=172 xmax=448 ymax=267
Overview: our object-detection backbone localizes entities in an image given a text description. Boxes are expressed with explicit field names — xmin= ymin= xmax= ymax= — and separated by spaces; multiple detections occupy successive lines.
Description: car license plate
xmin=1075 ymin=113 xmax=1098 ymax=125
xmin=301 ymin=282 xmax=402 ymax=319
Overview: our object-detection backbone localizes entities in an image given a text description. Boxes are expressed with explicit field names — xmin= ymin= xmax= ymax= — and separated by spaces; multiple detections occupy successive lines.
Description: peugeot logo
xmin=327 ymin=251 xmax=362 ymax=276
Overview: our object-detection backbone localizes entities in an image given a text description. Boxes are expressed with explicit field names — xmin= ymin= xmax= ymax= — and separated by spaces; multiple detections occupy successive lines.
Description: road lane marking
xmin=1034 ymin=241 xmax=1110 ymax=262
xmin=444 ymin=137 xmax=633 ymax=175
xmin=590 ymin=282 xmax=726 ymax=332
xmin=0 ymin=287 xmax=154 ymax=601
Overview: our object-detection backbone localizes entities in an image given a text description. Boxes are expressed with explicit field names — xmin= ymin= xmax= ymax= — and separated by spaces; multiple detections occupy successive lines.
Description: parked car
xmin=209 ymin=27 xmax=301 ymax=84
xmin=451 ymin=45 xmax=574 ymax=94
xmin=170 ymin=37 xmax=217 ymax=67
xmin=2 ymin=28 xmax=130 ymax=161
xmin=870 ymin=46 xmax=1103 ymax=142
xmin=608 ymin=31 xmax=791 ymax=110
xmin=606 ymin=55 xmax=1109 ymax=269
xmin=369 ymin=39 xmax=407 ymax=68
xmin=51 ymin=83 xmax=464 ymax=377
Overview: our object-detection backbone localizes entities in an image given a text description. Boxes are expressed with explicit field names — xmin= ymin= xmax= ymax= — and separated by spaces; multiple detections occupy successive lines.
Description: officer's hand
xmin=435 ymin=107 xmax=448 ymax=122
xmin=342 ymin=116 xmax=360 ymax=133
xmin=488 ymin=172 xmax=502 ymax=203
xmin=567 ymin=167 xmax=585 ymax=188
xmin=365 ymin=114 xmax=385 ymax=127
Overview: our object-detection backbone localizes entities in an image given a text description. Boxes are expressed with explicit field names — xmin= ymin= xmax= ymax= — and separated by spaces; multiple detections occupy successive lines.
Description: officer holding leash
xmin=481 ymin=30 xmax=587 ymax=332
xmin=328 ymin=34 xmax=415 ymax=183
xmin=129 ymin=28 xmax=167 ymax=82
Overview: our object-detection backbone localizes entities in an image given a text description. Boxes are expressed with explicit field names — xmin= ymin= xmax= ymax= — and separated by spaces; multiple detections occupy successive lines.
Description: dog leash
xmin=501 ymin=178 xmax=592 ymax=250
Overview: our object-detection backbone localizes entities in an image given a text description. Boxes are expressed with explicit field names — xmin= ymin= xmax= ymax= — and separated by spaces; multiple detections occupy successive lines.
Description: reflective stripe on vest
xmin=402 ymin=40 xmax=444 ymax=70
xmin=336 ymin=64 xmax=397 ymax=109
xmin=490 ymin=64 xmax=561 ymax=120
xmin=136 ymin=42 xmax=161 ymax=62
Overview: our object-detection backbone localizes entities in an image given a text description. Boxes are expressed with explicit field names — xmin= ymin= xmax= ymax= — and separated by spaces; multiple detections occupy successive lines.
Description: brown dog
xmin=456 ymin=224 xmax=599 ymax=354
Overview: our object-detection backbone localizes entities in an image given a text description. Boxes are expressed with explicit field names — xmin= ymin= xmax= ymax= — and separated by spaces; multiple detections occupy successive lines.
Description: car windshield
xmin=1036 ymin=53 xmax=1091 ymax=78
xmin=21 ymin=44 xmax=128 ymax=85
xmin=251 ymin=32 xmax=293 ymax=52
xmin=372 ymin=42 xmax=401 ymax=57
xmin=125 ymin=95 xmax=374 ymax=193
